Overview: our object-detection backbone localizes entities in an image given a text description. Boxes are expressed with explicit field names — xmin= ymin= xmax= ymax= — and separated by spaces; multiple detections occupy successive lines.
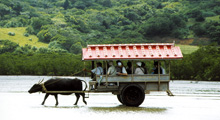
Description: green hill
xmin=176 ymin=44 xmax=199 ymax=54
xmin=0 ymin=27 xmax=48 ymax=48
xmin=206 ymin=15 xmax=220 ymax=22
xmin=0 ymin=0 xmax=219 ymax=54
xmin=0 ymin=27 xmax=199 ymax=54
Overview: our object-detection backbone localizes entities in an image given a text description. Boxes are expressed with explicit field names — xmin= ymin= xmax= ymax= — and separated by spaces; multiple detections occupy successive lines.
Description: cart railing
xmin=96 ymin=74 xmax=170 ymax=83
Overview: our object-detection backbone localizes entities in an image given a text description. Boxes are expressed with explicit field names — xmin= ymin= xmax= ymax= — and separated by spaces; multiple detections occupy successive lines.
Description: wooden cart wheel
xmin=117 ymin=94 xmax=124 ymax=105
xmin=121 ymin=84 xmax=145 ymax=107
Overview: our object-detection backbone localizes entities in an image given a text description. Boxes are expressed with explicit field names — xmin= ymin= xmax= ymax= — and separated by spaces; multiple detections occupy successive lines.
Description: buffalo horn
xmin=38 ymin=78 xmax=44 ymax=84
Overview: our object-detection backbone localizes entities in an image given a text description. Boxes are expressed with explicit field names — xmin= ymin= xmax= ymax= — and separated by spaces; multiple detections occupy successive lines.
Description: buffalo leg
xmin=54 ymin=94 xmax=58 ymax=106
xmin=80 ymin=93 xmax=87 ymax=105
xmin=74 ymin=93 xmax=80 ymax=105
xmin=42 ymin=93 xmax=49 ymax=105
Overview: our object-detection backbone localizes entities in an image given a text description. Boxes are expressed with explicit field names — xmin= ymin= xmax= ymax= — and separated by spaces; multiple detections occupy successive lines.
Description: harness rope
xmin=43 ymin=70 xmax=84 ymax=87
xmin=41 ymin=83 xmax=47 ymax=93
xmin=69 ymin=70 xmax=84 ymax=76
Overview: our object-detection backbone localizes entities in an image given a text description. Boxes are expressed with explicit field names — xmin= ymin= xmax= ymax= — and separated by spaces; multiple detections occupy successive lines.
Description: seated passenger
xmin=161 ymin=66 xmax=166 ymax=74
xmin=107 ymin=61 xmax=116 ymax=76
xmin=141 ymin=62 xmax=148 ymax=74
xmin=152 ymin=61 xmax=162 ymax=74
xmin=135 ymin=62 xmax=145 ymax=75
xmin=116 ymin=60 xmax=128 ymax=76
xmin=126 ymin=61 xmax=133 ymax=74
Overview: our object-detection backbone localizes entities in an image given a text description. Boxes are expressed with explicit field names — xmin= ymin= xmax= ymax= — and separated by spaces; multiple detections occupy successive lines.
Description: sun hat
xmin=136 ymin=62 xmax=142 ymax=67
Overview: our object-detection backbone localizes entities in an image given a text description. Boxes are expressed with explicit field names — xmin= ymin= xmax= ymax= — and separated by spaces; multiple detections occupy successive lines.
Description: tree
xmin=0 ymin=40 xmax=19 ymax=54
xmin=73 ymin=20 xmax=90 ymax=33
xmin=195 ymin=14 xmax=205 ymax=22
xmin=140 ymin=14 xmax=188 ymax=38
xmin=190 ymin=45 xmax=219 ymax=80
xmin=191 ymin=23 xmax=207 ymax=36
xmin=101 ymin=0 xmax=112 ymax=7
xmin=63 ymin=0 xmax=69 ymax=10
xmin=48 ymin=41 xmax=64 ymax=49
xmin=11 ymin=1 xmax=22 ymax=15
xmin=125 ymin=12 xmax=139 ymax=21
xmin=140 ymin=16 xmax=172 ymax=37
xmin=0 ymin=3 xmax=12 ymax=18
xmin=186 ymin=8 xmax=201 ymax=18
xmin=171 ymin=55 xmax=194 ymax=80
xmin=74 ymin=1 xmax=86 ymax=9
xmin=29 ymin=17 xmax=53 ymax=34
xmin=37 ymin=29 xmax=53 ymax=43
xmin=37 ymin=25 xmax=57 ymax=43
xmin=70 ymin=42 xmax=82 ymax=54
xmin=207 ymin=22 xmax=220 ymax=44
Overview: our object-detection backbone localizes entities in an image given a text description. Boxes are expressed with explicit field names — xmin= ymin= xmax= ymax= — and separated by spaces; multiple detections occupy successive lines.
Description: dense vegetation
xmin=171 ymin=45 xmax=220 ymax=81
xmin=0 ymin=0 xmax=220 ymax=80
xmin=0 ymin=0 xmax=220 ymax=53
xmin=0 ymin=45 xmax=219 ymax=81
xmin=0 ymin=53 xmax=84 ymax=75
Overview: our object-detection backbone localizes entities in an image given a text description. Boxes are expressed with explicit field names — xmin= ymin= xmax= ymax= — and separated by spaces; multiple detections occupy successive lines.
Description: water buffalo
xmin=28 ymin=78 xmax=87 ymax=106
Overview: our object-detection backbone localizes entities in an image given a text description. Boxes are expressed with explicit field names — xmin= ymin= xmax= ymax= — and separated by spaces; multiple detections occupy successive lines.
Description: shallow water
xmin=0 ymin=76 xmax=220 ymax=120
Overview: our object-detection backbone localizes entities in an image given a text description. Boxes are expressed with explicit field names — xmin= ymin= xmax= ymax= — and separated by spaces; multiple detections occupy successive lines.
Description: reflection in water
xmin=38 ymin=105 xmax=167 ymax=113
xmin=43 ymin=105 xmax=83 ymax=109
xmin=89 ymin=105 xmax=167 ymax=113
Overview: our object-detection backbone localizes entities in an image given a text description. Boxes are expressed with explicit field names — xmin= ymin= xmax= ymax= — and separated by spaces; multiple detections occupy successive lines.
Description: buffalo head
xmin=28 ymin=84 xmax=42 ymax=93
xmin=28 ymin=79 xmax=44 ymax=93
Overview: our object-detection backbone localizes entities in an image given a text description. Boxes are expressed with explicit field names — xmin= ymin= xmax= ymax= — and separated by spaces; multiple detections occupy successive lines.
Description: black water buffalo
xmin=28 ymin=78 xmax=87 ymax=106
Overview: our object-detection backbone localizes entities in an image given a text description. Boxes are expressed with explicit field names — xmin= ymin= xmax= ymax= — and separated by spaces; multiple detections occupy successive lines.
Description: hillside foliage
xmin=0 ymin=0 xmax=220 ymax=53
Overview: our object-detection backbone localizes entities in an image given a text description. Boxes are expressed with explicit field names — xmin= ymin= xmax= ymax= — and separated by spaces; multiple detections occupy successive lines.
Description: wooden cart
xmin=80 ymin=43 xmax=183 ymax=106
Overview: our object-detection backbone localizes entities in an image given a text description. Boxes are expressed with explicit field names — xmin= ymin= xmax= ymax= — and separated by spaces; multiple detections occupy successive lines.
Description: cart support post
xmin=158 ymin=61 xmax=161 ymax=91
xmin=105 ymin=61 xmax=108 ymax=86
xmin=169 ymin=61 xmax=171 ymax=80
xmin=91 ymin=61 xmax=95 ymax=79
xmin=131 ymin=60 xmax=134 ymax=82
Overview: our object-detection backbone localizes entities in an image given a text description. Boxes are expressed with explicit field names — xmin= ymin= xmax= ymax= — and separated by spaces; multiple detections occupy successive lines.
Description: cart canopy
xmin=82 ymin=43 xmax=183 ymax=61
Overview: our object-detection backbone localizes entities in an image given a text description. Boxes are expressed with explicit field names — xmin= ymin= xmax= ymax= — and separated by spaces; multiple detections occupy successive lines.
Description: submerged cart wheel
xmin=117 ymin=95 xmax=124 ymax=105
xmin=121 ymin=84 xmax=145 ymax=107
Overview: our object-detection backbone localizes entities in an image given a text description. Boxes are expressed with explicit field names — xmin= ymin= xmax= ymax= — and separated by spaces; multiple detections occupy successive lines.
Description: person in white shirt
xmin=84 ymin=62 xmax=103 ymax=76
xmin=107 ymin=61 xmax=117 ymax=76
xmin=135 ymin=62 xmax=145 ymax=75
xmin=83 ymin=62 xmax=103 ymax=89
xmin=161 ymin=66 xmax=166 ymax=74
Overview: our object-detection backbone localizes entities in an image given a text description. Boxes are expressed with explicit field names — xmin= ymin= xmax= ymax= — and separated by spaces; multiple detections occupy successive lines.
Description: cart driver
xmin=83 ymin=62 xmax=103 ymax=89
xmin=83 ymin=62 xmax=103 ymax=78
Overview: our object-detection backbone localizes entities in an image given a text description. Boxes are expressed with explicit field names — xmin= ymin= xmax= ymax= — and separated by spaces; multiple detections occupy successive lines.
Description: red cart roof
xmin=82 ymin=43 xmax=183 ymax=61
